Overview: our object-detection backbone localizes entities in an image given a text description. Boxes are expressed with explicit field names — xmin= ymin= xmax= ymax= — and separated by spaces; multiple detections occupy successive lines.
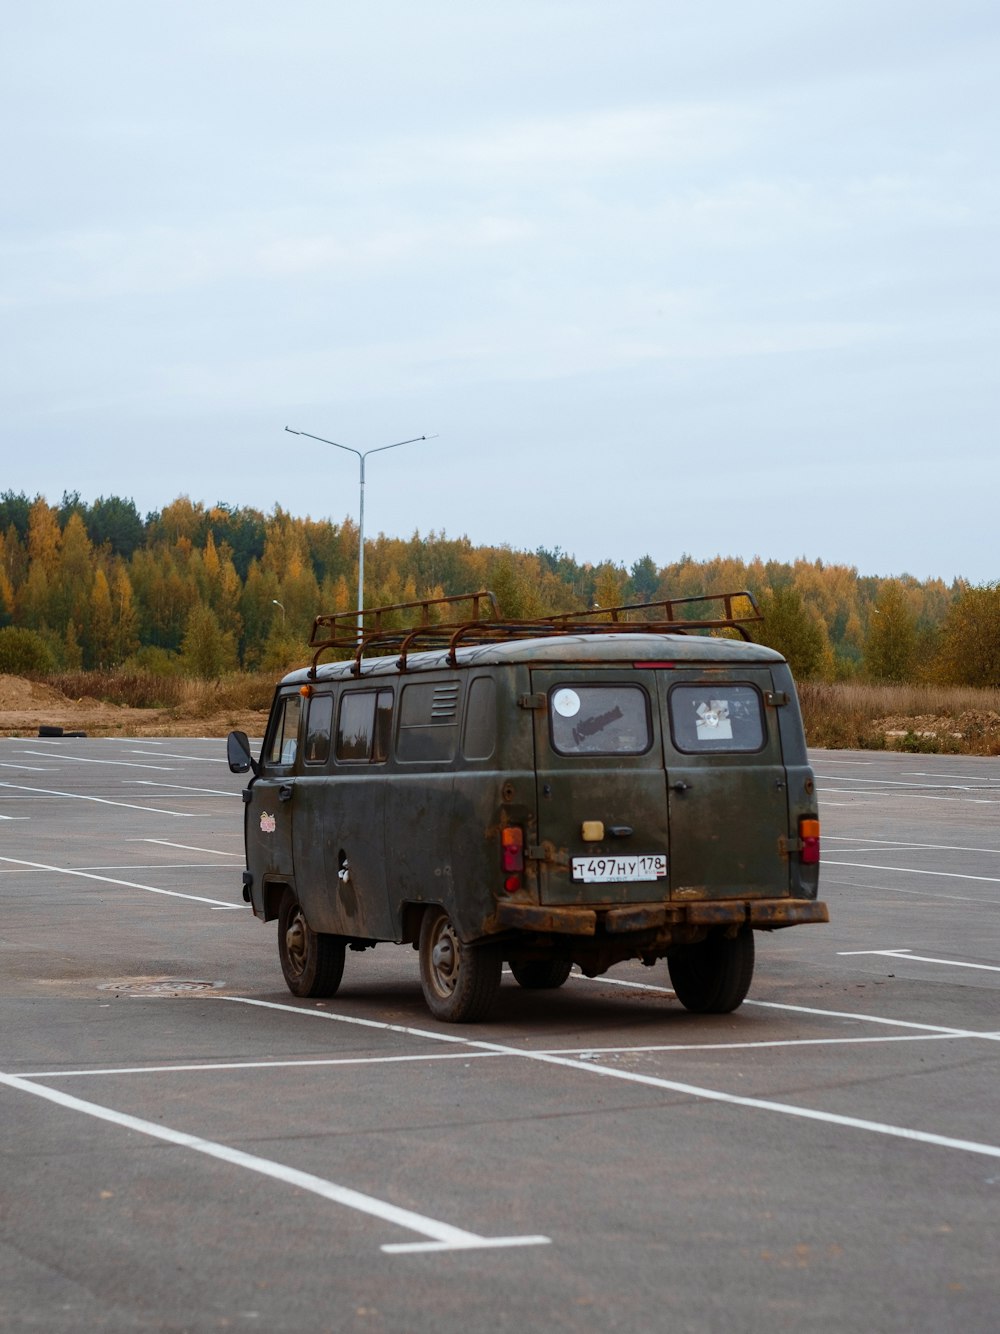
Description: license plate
xmin=571 ymin=853 xmax=667 ymax=884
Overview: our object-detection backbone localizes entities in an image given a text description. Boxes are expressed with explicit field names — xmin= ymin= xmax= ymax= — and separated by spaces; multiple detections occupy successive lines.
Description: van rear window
xmin=668 ymin=684 xmax=765 ymax=753
xmin=549 ymin=685 xmax=651 ymax=755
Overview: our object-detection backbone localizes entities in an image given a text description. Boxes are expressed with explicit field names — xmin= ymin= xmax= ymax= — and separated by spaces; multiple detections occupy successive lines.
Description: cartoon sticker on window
xmin=695 ymin=700 xmax=733 ymax=741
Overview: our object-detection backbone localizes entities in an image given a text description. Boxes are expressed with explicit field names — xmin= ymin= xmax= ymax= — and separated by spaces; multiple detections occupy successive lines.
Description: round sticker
xmin=553 ymin=688 xmax=581 ymax=718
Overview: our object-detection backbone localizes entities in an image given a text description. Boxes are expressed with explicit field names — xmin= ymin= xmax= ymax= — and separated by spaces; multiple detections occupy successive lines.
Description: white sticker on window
xmin=696 ymin=700 xmax=733 ymax=740
xmin=553 ymin=688 xmax=581 ymax=718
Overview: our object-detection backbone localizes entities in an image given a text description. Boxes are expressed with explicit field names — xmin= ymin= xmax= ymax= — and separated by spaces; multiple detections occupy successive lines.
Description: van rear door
xmin=656 ymin=669 xmax=790 ymax=900
xmin=529 ymin=669 xmax=669 ymax=906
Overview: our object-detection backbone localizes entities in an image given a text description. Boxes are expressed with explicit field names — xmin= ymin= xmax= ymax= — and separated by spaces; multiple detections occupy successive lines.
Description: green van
xmin=228 ymin=591 xmax=827 ymax=1022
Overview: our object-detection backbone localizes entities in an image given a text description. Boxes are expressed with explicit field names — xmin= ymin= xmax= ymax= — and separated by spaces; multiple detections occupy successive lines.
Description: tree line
xmin=0 ymin=491 xmax=996 ymax=686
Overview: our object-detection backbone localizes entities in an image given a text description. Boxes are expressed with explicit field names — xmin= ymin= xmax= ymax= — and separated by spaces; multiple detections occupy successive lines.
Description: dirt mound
xmin=872 ymin=710 xmax=1000 ymax=752
xmin=0 ymin=673 xmax=267 ymax=738
xmin=0 ymin=674 xmax=80 ymax=710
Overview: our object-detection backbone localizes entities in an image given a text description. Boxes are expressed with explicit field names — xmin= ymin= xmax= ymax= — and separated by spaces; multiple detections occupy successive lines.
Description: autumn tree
xmin=54 ymin=512 xmax=94 ymax=632
xmin=86 ymin=568 xmax=115 ymax=668
xmin=863 ymin=580 xmax=918 ymax=682
xmin=180 ymin=604 xmax=238 ymax=677
xmin=753 ymin=586 xmax=830 ymax=680
xmin=933 ymin=584 xmax=1000 ymax=686
xmin=19 ymin=498 xmax=62 ymax=629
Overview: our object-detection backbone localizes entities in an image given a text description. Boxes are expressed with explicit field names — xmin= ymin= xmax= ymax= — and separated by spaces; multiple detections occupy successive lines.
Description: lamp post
xmin=272 ymin=599 xmax=285 ymax=624
xmin=284 ymin=427 xmax=434 ymax=633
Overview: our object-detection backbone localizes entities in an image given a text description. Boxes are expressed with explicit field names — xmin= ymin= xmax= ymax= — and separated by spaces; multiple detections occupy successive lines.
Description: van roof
xmin=281 ymin=632 xmax=786 ymax=685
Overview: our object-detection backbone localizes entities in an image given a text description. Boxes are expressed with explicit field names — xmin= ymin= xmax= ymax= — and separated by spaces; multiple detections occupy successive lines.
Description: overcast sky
xmin=3 ymin=2 xmax=997 ymax=584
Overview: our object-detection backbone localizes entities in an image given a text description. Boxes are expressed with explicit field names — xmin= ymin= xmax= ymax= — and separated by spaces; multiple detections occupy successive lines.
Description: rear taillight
xmin=799 ymin=817 xmax=820 ymax=865
xmin=501 ymin=826 xmax=524 ymax=893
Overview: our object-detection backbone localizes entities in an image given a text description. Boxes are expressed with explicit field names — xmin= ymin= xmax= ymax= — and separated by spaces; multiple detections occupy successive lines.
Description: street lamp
xmin=284 ymin=427 xmax=435 ymax=633
xmin=272 ymin=599 xmax=285 ymax=624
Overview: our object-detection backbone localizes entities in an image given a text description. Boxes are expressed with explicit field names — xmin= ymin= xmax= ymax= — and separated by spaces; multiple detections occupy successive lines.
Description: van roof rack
xmin=308 ymin=588 xmax=763 ymax=678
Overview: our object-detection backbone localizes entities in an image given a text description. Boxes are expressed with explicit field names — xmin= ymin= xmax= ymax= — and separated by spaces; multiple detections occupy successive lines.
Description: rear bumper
xmin=495 ymin=898 xmax=829 ymax=937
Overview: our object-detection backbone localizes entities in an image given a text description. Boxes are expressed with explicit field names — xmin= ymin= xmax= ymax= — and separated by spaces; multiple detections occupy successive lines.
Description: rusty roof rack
xmin=307 ymin=588 xmax=763 ymax=677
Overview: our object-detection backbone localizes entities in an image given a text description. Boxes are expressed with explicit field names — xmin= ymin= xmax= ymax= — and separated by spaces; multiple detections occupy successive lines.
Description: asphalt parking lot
xmin=1 ymin=738 xmax=997 ymax=1333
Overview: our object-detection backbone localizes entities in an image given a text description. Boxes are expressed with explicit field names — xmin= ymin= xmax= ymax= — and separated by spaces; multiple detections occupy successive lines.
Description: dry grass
xmin=800 ymin=681 xmax=1000 ymax=754
xmin=30 ymin=670 xmax=1000 ymax=754
xmin=45 ymin=669 xmax=276 ymax=715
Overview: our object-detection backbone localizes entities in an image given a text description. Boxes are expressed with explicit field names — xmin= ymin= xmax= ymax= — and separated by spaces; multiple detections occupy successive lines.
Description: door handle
xmin=607 ymin=825 xmax=633 ymax=838
xmin=671 ymin=781 xmax=692 ymax=793
xmin=278 ymin=784 xmax=293 ymax=802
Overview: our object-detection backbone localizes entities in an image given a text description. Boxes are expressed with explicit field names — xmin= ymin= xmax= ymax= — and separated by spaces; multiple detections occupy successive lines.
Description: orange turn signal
xmin=799 ymin=817 xmax=820 ymax=865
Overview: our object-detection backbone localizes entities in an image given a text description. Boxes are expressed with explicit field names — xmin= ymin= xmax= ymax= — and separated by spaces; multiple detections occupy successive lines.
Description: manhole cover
xmin=98 ymin=978 xmax=226 ymax=997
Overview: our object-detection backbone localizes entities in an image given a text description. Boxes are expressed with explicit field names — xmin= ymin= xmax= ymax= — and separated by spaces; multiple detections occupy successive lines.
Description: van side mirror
xmin=227 ymin=730 xmax=257 ymax=775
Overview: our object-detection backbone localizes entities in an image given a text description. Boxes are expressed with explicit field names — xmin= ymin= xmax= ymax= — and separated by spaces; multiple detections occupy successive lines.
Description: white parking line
xmin=0 ymin=857 xmax=240 ymax=909
xmin=24 ymin=1051 xmax=503 ymax=1079
xmin=126 ymin=749 xmax=230 ymax=763
xmin=26 ymin=1031 xmax=972 ymax=1081
xmin=0 ymin=1071 xmax=549 ymax=1256
xmin=818 ymin=788 xmax=998 ymax=805
xmin=808 ymin=758 xmax=875 ymax=765
xmin=0 ymin=781 xmax=202 ymax=817
xmin=127 ymin=781 xmax=241 ymax=797
xmin=218 ymin=997 xmax=1000 ymax=1160
xmin=134 ymin=840 xmax=242 ymax=857
xmin=16 ymin=750 xmax=176 ymax=771
xmin=815 ymin=774 xmax=982 ymax=790
xmin=838 ymin=949 xmax=1000 ymax=973
xmin=582 ymin=975 xmax=1000 ymax=1039
xmin=825 ymin=837 xmax=1000 ymax=855
xmin=815 ymin=877 xmax=997 ymax=905
xmin=823 ymin=859 xmax=1000 ymax=885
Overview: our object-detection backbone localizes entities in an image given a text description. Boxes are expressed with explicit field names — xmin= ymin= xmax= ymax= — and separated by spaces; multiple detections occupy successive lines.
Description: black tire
xmin=667 ymin=927 xmax=755 ymax=1014
xmin=509 ymin=958 xmax=573 ymax=990
xmin=277 ymin=889 xmax=346 ymax=998
xmin=418 ymin=907 xmax=501 ymax=1023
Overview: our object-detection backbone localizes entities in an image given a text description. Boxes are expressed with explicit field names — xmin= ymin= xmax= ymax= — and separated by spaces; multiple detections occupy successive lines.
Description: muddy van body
xmin=229 ymin=592 xmax=827 ymax=1022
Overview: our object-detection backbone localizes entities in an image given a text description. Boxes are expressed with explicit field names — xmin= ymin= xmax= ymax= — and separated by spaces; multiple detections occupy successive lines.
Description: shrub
xmin=0 ymin=626 xmax=55 ymax=674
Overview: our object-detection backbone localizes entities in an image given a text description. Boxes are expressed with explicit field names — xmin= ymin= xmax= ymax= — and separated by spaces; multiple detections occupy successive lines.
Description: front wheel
xmin=278 ymin=889 xmax=346 ymax=998
xmin=667 ymin=927 xmax=755 ymax=1014
xmin=419 ymin=908 xmax=501 ymax=1023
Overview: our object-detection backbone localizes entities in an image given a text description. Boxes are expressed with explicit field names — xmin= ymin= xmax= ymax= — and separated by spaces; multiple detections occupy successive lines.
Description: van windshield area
xmin=549 ymin=685 xmax=651 ymax=755
xmin=266 ymin=693 xmax=302 ymax=766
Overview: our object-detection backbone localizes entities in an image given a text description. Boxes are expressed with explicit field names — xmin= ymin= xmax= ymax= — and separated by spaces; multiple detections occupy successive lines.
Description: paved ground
xmin=0 ymin=738 xmax=997 ymax=1333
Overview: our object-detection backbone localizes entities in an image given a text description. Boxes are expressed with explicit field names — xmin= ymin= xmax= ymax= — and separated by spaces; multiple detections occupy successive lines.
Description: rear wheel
xmin=667 ymin=927 xmax=755 ymax=1013
xmin=419 ymin=907 xmax=501 ymax=1023
xmin=510 ymin=958 xmax=573 ymax=990
xmin=277 ymin=889 xmax=346 ymax=998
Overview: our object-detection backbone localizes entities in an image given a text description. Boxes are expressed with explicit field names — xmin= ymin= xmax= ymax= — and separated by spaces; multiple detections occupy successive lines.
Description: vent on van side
xmin=430 ymin=683 xmax=460 ymax=720
xmin=398 ymin=681 xmax=461 ymax=762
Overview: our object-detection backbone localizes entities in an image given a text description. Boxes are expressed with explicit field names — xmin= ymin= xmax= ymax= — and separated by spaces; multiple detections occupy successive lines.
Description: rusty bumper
xmin=495 ymin=898 xmax=829 ymax=936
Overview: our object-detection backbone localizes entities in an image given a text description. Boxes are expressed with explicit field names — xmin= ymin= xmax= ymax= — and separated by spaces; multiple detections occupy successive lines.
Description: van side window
xmin=304 ymin=693 xmax=334 ymax=764
xmin=397 ymin=681 xmax=460 ymax=762
xmin=549 ymin=685 xmax=651 ymax=756
xmin=266 ymin=693 xmax=302 ymax=767
xmin=462 ymin=676 xmax=496 ymax=760
xmin=336 ymin=689 xmax=393 ymax=763
xmin=668 ymin=683 xmax=765 ymax=753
